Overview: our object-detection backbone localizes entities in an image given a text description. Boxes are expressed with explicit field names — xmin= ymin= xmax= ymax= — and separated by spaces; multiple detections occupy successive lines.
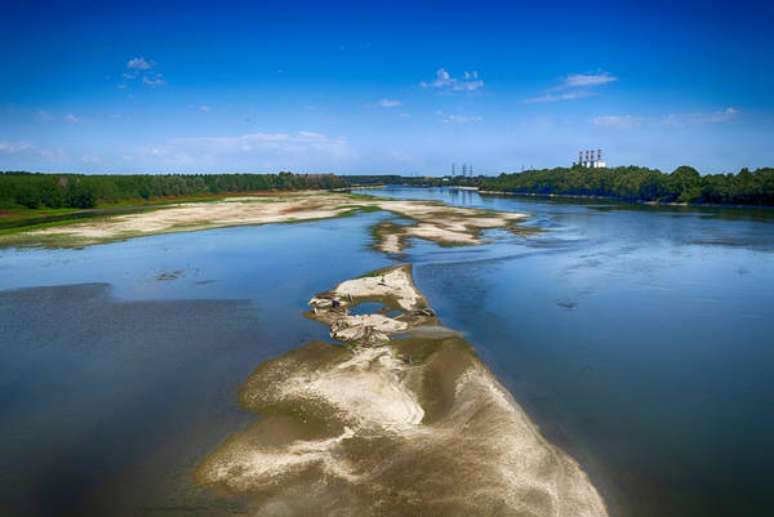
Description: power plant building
xmin=577 ymin=149 xmax=606 ymax=168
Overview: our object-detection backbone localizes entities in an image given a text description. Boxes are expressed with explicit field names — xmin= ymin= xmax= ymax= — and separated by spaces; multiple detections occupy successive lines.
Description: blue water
xmin=0 ymin=213 xmax=393 ymax=516
xmin=368 ymin=187 xmax=774 ymax=517
xmin=1 ymin=190 xmax=773 ymax=516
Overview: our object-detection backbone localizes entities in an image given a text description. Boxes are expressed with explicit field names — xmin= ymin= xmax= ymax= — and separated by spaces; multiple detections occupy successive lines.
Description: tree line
xmin=0 ymin=172 xmax=347 ymax=209
xmin=479 ymin=166 xmax=774 ymax=206
xmin=3 ymin=166 xmax=773 ymax=210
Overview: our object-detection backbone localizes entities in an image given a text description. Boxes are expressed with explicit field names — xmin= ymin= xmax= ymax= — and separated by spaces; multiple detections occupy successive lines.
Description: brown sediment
xmin=371 ymin=221 xmax=406 ymax=254
xmin=195 ymin=265 xmax=609 ymax=517
xmin=1 ymin=191 xmax=530 ymax=251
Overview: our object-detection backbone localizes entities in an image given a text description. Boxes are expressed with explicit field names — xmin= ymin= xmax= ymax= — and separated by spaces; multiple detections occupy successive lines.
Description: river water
xmin=1 ymin=187 xmax=773 ymax=516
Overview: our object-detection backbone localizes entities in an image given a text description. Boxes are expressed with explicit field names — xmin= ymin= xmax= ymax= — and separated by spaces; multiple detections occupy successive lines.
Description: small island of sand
xmin=195 ymin=264 xmax=609 ymax=517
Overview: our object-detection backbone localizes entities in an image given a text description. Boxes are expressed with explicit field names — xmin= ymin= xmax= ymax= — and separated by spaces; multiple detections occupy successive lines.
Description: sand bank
xmin=196 ymin=265 xmax=609 ymax=517
xmin=2 ymin=191 xmax=528 ymax=252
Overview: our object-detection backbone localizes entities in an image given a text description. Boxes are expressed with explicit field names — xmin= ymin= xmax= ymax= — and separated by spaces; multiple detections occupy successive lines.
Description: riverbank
xmin=479 ymin=189 xmax=774 ymax=210
xmin=0 ymin=191 xmax=528 ymax=251
xmin=196 ymin=264 xmax=609 ymax=516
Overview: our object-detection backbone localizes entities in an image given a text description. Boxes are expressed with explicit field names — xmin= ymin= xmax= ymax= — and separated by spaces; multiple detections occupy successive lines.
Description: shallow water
xmin=0 ymin=213 xmax=392 ymax=516
xmin=367 ymin=187 xmax=774 ymax=517
xmin=1 ymin=190 xmax=773 ymax=516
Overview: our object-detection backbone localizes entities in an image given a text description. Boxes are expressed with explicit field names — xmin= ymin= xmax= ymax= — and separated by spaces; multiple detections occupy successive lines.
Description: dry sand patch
xmin=4 ymin=191 xmax=529 ymax=252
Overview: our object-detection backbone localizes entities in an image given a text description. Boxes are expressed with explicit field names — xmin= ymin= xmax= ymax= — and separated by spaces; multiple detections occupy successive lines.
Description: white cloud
xmin=446 ymin=114 xmax=482 ymax=123
xmin=142 ymin=74 xmax=166 ymax=87
xmin=377 ymin=98 xmax=402 ymax=108
xmin=399 ymin=112 xmax=411 ymax=118
xmin=127 ymin=57 xmax=154 ymax=70
xmin=663 ymin=107 xmax=739 ymax=126
xmin=120 ymin=57 xmax=165 ymax=88
xmin=135 ymin=130 xmax=355 ymax=169
xmin=199 ymin=105 xmax=212 ymax=112
xmin=0 ymin=140 xmax=32 ymax=153
xmin=591 ymin=108 xmax=739 ymax=129
xmin=423 ymin=68 xmax=452 ymax=88
xmin=65 ymin=114 xmax=79 ymax=124
xmin=525 ymin=91 xmax=594 ymax=104
xmin=420 ymin=68 xmax=484 ymax=92
xmin=592 ymin=114 xmax=641 ymax=128
xmin=436 ymin=110 xmax=482 ymax=124
xmin=563 ymin=72 xmax=617 ymax=88
xmin=184 ymin=130 xmax=349 ymax=155
xmin=525 ymin=71 xmax=616 ymax=103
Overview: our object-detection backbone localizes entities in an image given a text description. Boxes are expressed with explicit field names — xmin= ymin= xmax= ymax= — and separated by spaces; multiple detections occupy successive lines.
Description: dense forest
xmin=3 ymin=166 xmax=774 ymax=210
xmin=0 ymin=172 xmax=347 ymax=209
xmin=480 ymin=166 xmax=774 ymax=206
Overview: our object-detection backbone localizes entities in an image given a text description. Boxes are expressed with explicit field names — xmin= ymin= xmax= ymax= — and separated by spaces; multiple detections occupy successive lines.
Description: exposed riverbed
xmin=1 ymin=188 xmax=773 ymax=516
xmin=197 ymin=264 xmax=607 ymax=515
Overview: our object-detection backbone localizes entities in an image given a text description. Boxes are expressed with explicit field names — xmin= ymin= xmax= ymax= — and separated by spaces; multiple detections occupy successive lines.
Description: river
xmin=1 ymin=187 xmax=773 ymax=516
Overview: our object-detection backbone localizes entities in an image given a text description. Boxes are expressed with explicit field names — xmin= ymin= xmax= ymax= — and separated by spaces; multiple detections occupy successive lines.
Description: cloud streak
xmin=377 ymin=98 xmax=402 ymax=108
xmin=525 ymin=91 xmax=594 ymax=104
xmin=593 ymin=107 xmax=739 ymax=129
xmin=663 ymin=107 xmax=739 ymax=126
xmin=0 ymin=140 xmax=32 ymax=153
xmin=142 ymin=74 xmax=166 ymax=87
xmin=525 ymin=71 xmax=616 ymax=103
xmin=135 ymin=131 xmax=355 ymax=170
xmin=563 ymin=72 xmax=617 ymax=88
xmin=436 ymin=111 xmax=482 ymax=124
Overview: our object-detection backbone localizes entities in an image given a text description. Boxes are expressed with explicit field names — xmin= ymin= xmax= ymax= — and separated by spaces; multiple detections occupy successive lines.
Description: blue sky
xmin=1 ymin=0 xmax=772 ymax=174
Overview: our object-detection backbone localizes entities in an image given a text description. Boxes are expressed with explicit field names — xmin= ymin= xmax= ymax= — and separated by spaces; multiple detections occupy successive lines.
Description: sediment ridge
xmin=196 ymin=264 xmax=609 ymax=517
